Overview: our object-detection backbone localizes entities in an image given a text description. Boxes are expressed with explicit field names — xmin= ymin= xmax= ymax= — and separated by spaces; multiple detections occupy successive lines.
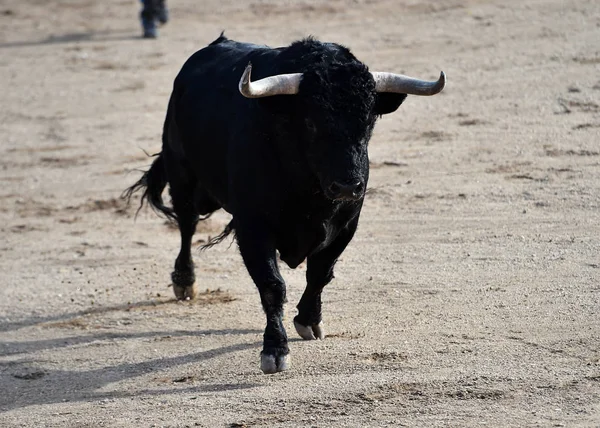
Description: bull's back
xmin=166 ymin=38 xmax=278 ymax=207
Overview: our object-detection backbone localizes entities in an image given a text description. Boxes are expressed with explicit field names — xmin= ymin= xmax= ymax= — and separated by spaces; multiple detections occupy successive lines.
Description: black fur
xmin=124 ymin=35 xmax=408 ymax=372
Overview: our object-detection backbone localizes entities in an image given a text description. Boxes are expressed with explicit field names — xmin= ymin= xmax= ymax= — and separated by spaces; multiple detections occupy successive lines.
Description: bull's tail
xmin=200 ymin=220 xmax=235 ymax=251
xmin=122 ymin=153 xmax=176 ymax=221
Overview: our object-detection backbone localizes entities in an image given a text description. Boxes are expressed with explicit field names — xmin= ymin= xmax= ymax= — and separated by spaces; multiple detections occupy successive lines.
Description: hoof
xmin=294 ymin=319 xmax=325 ymax=340
xmin=260 ymin=353 xmax=290 ymax=374
xmin=173 ymin=283 xmax=196 ymax=301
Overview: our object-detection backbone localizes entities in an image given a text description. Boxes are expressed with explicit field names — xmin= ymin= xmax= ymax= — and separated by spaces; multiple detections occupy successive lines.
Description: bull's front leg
xmin=294 ymin=215 xmax=359 ymax=340
xmin=236 ymin=220 xmax=289 ymax=374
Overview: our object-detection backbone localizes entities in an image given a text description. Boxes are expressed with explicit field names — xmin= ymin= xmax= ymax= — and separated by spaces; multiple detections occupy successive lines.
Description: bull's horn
xmin=371 ymin=71 xmax=446 ymax=96
xmin=239 ymin=63 xmax=303 ymax=98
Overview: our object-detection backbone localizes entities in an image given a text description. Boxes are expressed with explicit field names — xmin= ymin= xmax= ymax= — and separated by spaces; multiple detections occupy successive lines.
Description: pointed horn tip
xmin=239 ymin=63 xmax=253 ymax=95
xmin=423 ymin=71 xmax=446 ymax=95
xmin=437 ymin=71 xmax=446 ymax=92
xmin=242 ymin=63 xmax=252 ymax=82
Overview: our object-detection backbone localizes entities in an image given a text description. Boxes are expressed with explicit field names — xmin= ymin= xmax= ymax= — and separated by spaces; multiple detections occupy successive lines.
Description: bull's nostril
xmin=329 ymin=182 xmax=342 ymax=197
xmin=354 ymin=181 xmax=364 ymax=195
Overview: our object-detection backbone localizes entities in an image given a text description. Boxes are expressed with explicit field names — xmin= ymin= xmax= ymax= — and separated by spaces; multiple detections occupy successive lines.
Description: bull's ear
xmin=374 ymin=93 xmax=407 ymax=115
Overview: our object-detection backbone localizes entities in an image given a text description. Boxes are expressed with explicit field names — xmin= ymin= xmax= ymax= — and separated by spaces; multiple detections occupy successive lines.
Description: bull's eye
xmin=305 ymin=118 xmax=317 ymax=134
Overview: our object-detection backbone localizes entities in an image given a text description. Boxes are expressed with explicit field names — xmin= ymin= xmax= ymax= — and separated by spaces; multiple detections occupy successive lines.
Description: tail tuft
xmin=200 ymin=220 xmax=235 ymax=251
xmin=122 ymin=153 xmax=176 ymax=221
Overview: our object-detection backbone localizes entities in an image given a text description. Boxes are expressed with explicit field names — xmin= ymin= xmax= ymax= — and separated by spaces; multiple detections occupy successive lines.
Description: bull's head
xmin=239 ymin=62 xmax=445 ymax=202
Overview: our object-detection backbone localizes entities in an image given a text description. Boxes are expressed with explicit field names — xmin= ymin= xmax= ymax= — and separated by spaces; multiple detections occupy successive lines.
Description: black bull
xmin=124 ymin=34 xmax=445 ymax=373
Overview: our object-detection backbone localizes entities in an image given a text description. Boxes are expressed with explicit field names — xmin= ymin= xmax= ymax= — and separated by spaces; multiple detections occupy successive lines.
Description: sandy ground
xmin=1 ymin=0 xmax=599 ymax=426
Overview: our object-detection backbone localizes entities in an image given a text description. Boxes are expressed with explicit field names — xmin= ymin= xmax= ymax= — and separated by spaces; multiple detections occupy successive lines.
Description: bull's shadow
xmin=0 ymin=295 xmax=261 ymax=357
xmin=0 ymin=335 xmax=262 ymax=412
xmin=0 ymin=328 xmax=261 ymax=357
xmin=0 ymin=298 xmax=213 ymax=334
xmin=0 ymin=295 xmax=263 ymax=411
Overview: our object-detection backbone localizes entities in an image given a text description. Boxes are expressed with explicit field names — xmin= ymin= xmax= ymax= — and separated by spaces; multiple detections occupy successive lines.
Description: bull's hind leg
xmin=170 ymin=185 xmax=199 ymax=300
xmin=170 ymin=186 xmax=221 ymax=300
xmin=294 ymin=215 xmax=359 ymax=340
